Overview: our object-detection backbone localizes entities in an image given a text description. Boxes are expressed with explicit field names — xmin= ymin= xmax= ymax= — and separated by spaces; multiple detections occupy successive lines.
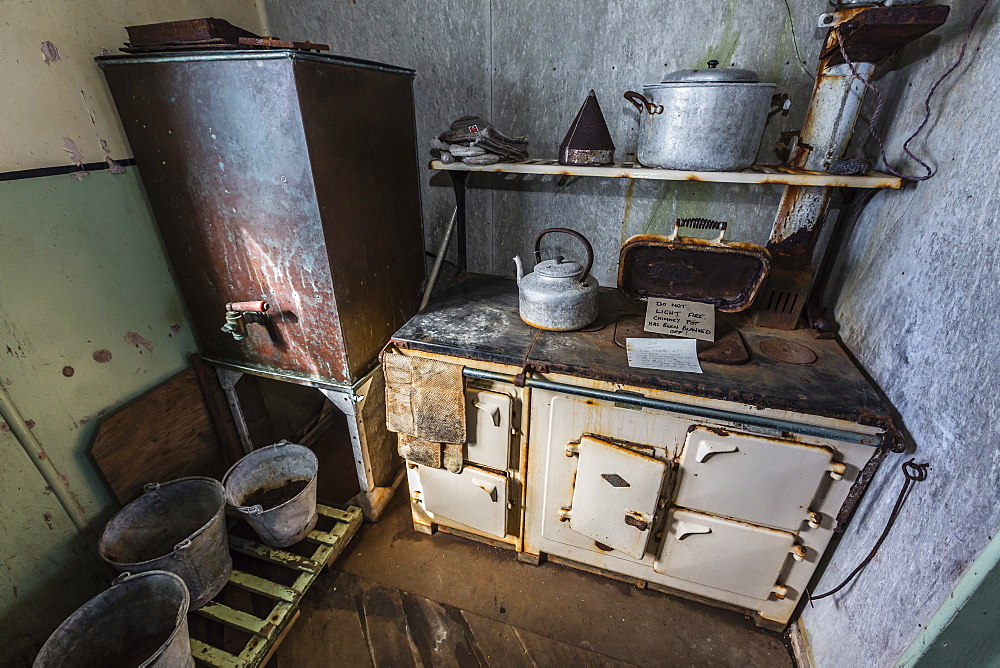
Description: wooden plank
xmin=313 ymin=506 xmax=364 ymax=568
xmin=428 ymin=159 xmax=904 ymax=189
xmin=191 ymin=639 xmax=242 ymax=667
xmin=228 ymin=535 xmax=322 ymax=573
xmin=229 ymin=569 xmax=300 ymax=603
xmin=195 ymin=601 xmax=272 ymax=637
xmin=258 ymin=610 xmax=300 ymax=667
xmin=460 ymin=611 xmax=532 ymax=668
xmin=355 ymin=577 xmax=418 ymax=667
xmin=90 ymin=368 xmax=228 ymax=504
xmin=317 ymin=505 xmax=358 ymax=523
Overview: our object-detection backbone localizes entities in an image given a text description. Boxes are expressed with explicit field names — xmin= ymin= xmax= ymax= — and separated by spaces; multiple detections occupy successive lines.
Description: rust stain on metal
xmin=835 ymin=445 xmax=890 ymax=533
xmin=0 ymin=421 xmax=9 ymax=432
xmin=42 ymin=512 xmax=55 ymax=530
xmin=61 ymin=366 xmax=74 ymax=377
xmin=169 ymin=323 xmax=181 ymax=333
xmin=820 ymin=5 xmax=950 ymax=67
xmin=858 ymin=413 xmax=904 ymax=453
xmin=92 ymin=349 xmax=113 ymax=363
xmin=124 ymin=331 xmax=154 ymax=351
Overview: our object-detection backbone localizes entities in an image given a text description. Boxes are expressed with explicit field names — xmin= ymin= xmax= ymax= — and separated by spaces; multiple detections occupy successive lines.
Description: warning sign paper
xmin=643 ymin=298 xmax=715 ymax=342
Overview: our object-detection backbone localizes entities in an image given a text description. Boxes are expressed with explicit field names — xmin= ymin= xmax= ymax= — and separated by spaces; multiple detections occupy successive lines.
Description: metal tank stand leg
xmin=317 ymin=388 xmax=373 ymax=499
xmin=317 ymin=387 xmax=404 ymax=522
xmin=215 ymin=368 xmax=254 ymax=454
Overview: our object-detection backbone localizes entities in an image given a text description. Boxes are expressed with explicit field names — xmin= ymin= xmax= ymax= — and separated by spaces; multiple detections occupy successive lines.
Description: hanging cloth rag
xmin=384 ymin=352 xmax=467 ymax=471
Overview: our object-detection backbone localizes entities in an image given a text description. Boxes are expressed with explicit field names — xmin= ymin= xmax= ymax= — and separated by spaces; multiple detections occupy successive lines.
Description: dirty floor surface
xmin=269 ymin=493 xmax=794 ymax=667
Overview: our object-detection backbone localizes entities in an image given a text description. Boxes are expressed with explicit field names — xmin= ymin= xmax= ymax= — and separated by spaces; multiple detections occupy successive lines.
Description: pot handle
xmin=624 ymin=91 xmax=663 ymax=115
xmin=533 ymin=228 xmax=594 ymax=285
xmin=770 ymin=92 xmax=791 ymax=114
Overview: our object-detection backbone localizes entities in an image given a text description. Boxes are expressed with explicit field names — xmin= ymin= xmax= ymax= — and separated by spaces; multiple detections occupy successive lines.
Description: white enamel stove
xmin=524 ymin=386 xmax=876 ymax=628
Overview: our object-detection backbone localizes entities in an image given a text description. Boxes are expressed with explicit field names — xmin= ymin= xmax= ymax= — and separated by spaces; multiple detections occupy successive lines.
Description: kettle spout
xmin=513 ymin=256 xmax=524 ymax=284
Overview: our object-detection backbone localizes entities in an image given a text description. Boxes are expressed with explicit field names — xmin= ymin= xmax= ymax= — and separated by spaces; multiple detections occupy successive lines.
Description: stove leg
xmin=215 ymin=368 xmax=253 ymax=454
xmin=518 ymin=552 xmax=545 ymax=566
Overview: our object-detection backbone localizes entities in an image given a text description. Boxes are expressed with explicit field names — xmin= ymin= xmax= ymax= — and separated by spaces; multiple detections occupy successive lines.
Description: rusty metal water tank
xmin=97 ymin=50 xmax=425 ymax=386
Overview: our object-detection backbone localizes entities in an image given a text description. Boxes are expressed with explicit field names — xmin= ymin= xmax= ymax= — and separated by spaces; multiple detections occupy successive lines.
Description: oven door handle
xmin=474 ymin=401 xmax=501 ymax=427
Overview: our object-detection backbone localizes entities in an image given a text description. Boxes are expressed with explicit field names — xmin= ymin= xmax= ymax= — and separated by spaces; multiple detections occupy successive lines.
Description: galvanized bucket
xmin=34 ymin=570 xmax=194 ymax=668
xmin=223 ymin=441 xmax=319 ymax=548
xmin=98 ymin=477 xmax=232 ymax=609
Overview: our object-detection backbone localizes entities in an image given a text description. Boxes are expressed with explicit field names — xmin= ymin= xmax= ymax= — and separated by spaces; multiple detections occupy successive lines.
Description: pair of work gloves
xmin=431 ymin=115 xmax=529 ymax=165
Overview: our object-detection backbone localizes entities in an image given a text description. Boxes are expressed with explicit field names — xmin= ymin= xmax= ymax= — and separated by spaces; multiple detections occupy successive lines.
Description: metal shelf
xmin=430 ymin=158 xmax=903 ymax=189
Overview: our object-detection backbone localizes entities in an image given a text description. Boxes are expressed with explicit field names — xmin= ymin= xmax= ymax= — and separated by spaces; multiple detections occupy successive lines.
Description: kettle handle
xmin=533 ymin=228 xmax=594 ymax=285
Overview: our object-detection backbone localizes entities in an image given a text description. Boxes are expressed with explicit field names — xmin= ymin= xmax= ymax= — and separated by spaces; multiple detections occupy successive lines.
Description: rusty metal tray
xmin=125 ymin=18 xmax=259 ymax=47
xmin=618 ymin=220 xmax=770 ymax=312
xmin=188 ymin=504 xmax=362 ymax=667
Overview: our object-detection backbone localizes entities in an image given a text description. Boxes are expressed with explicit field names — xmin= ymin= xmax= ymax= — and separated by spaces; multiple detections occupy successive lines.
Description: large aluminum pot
xmin=625 ymin=60 xmax=779 ymax=171
xmin=99 ymin=477 xmax=232 ymax=609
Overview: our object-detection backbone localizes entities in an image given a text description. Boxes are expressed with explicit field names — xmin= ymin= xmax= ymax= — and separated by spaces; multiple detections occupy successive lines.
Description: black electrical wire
xmin=808 ymin=458 xmax=929 ymax=603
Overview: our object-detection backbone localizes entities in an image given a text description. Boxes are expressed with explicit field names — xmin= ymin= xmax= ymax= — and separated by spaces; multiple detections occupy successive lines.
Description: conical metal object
xmin=559 ymin=89 xmax=615 ymax=166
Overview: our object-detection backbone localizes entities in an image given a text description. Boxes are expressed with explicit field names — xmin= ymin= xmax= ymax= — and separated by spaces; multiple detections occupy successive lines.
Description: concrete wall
xmin=265 ymin=1 xmax=997 ymax=666
xmin=264 ymin=0 xmax=823 ymax=285
xmin=803 ymin=1 xmax=1000 ymax=665
xmin=0 ymin=2 xmax=261 ymax=663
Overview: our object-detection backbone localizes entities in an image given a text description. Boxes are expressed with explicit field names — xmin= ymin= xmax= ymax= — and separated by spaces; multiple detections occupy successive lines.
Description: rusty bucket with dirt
xmin=223 ymin=441 xmax=319 ymax=547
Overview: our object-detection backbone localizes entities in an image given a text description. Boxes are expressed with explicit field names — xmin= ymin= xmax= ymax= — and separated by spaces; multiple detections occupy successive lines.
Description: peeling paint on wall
xmin=124 ymin=331 xmax=155 ymax=352
xmin=61 ymin=137 xmax=84 ymax=166
xmin=40 ymin=41 xmax=59 ymax=65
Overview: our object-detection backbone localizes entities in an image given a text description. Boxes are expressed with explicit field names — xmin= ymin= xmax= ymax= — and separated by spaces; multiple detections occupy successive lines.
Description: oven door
xmin=565 ymin=435 xmax=667 ymax=559
xmin=418 ymin=464 xmax=509 ymax=538
xmin=464 ymin=388 xmax=513 ymax=470
xmin=654 ymin=509 xmax=797 ymax=600
xmin=674 ymin=426 xmax=841 ymax=531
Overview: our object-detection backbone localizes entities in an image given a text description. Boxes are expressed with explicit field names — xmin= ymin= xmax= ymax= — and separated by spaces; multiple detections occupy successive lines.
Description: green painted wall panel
xmin=916 ymin=559 xmax=1000 ymax=668
xmin=0 ymin=168 xmax=196 ymax=664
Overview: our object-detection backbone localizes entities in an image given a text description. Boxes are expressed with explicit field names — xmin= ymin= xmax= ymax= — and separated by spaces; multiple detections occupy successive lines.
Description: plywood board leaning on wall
xmin=90 ymin=365 xmax=243 ymax=504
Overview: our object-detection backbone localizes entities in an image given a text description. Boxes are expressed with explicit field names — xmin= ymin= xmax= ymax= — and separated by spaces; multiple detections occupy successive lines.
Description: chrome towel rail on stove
xmin=462 ymin=367 xmax=881 ymax=447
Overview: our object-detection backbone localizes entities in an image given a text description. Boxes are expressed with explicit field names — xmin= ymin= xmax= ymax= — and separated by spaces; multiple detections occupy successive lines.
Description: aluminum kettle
xmin=514 ymin=228 xmax=599 ymax=331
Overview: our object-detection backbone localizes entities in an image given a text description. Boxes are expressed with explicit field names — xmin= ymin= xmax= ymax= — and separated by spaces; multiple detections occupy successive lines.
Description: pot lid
xmin=535 ymin=257 xmax=584 ymax=278
xmin=660 ymin=59 xmax=760 ymax=84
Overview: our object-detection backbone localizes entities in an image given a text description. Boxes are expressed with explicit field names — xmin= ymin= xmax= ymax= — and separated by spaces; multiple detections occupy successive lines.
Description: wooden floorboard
xmin=270 ymin=570 xmax=641 ymax=667
xmin=356 ymin=575 xmax=418 ymax=667
xmin=513 ymin=626 xmax=635 ymax=667
xmin=459 ymin=610 xmax=533 ymax=668
xmin=399 ymin=592 xmax=480 ymax=668
xmin=268 ymin=570 xmax=371 ymax=668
